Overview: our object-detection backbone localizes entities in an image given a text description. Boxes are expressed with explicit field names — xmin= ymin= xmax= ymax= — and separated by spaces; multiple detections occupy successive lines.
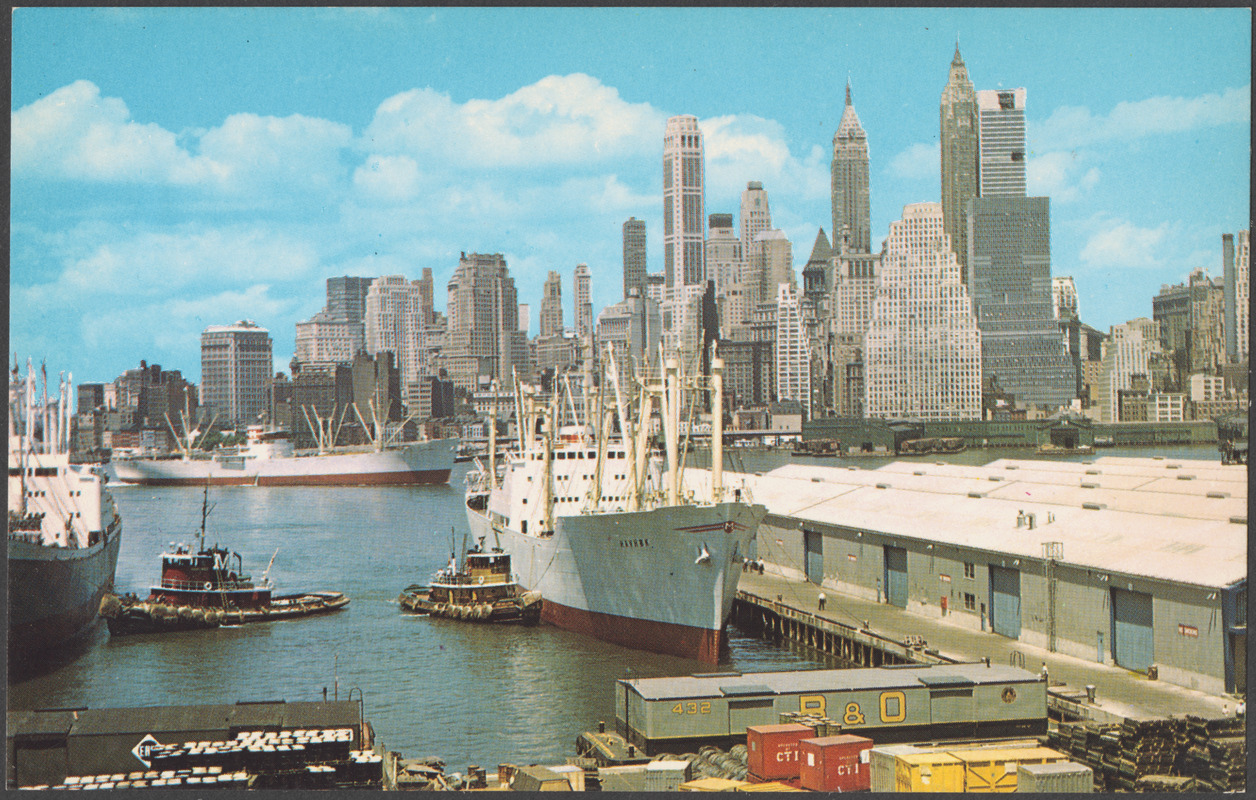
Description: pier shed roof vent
xmin=719 ymin=684 xmax=776 ymax=697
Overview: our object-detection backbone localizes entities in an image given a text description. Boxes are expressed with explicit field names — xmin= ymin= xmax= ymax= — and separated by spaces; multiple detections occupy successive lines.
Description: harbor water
xmin=8 ymin=445 xmax=1221 ymax=770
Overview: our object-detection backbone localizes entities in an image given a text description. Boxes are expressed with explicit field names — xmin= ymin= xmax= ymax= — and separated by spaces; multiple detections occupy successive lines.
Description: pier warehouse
xmin=685 ymin=456 xmax=1246 ymax=696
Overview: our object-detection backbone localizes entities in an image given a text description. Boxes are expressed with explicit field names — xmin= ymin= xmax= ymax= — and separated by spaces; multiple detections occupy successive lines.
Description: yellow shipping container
xmin=679 ymin=778 xmax=748 ymax=792
xmin=950 ymin=747 xmax=1069 ymax=792
xmin=895 ymin=753 xmax=966 ymax=793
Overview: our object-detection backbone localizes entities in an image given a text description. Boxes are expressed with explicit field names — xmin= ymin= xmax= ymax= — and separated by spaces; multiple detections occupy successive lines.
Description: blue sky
xmin=11 ymin=7 xmax=1251 ymax=385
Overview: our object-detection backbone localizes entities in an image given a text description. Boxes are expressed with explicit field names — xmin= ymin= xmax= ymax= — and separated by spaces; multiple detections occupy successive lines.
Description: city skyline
xmin=11 ymin=7 xmax=1250 ymax=385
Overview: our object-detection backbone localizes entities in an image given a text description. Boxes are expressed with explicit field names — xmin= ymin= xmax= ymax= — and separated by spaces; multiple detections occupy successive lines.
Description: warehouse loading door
xmin=804 ymin=530 xmax=823 ymax=584
xmin=884 ymin=546 xmax=908 ymax=608
xmin=989 ymin=566 xmax=1022 ymax=638
xmin=1111 ymin=588 xmax=1154 ymax=673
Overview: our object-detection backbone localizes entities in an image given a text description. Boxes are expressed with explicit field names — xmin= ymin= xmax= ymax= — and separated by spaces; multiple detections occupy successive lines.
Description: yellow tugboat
xmin=398 ymin=538 xmax=541 ymax=624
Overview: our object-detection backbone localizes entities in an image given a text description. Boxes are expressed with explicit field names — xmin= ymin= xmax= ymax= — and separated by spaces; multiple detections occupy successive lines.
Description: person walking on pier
xmin=818 ymin=592 xmax=826 ymax=611
xmin=1040 ymin=662 xmax=1049 ymax=684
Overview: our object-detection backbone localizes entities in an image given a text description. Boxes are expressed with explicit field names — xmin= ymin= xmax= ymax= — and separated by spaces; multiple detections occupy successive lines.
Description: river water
xmin=8 ymin=444 xmax=1221 ymax=769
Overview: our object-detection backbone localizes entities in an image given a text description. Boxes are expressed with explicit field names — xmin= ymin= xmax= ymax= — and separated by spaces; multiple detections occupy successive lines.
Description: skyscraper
xmin=976 ymin=88 xmax=1028 ymax=196
xmin=444 ymin=252 xmax=527 ymax=390
xmin=1222 ymin=230 xmax=1250 ymax=363
xmin=1052 ymin=276 xmax=1079 ymax=319
xmin=774 ymin=283 xmax=811 ymax=417
xmin=1094 ymin=318 xmax=1161 ymax=422
xmin=864 ymin=203 xmax=982 ymax=420
xmin=663 ymin=115 xmax=706 ymax=296
xmin=540 ymin=271 xmax=564 ymax=338
xmin=574 ymin=263 xmax=592 ymax=340
xmin=200 ymin=320 xmax=273 ymax=428
xmin=622 ymin=217 xmax=647 ymax=301
xmin=967 ymin=196 xmax=1077 ymax=408
xmin=831 ymin=82 xmax=872 ymax=254
xmin=326 ymin=276 xmax=373 ymax=325
xmin=739 ymin=181 xmax=772 ymax=271
xmin=940 ymin=45 xmax=979 ymax=272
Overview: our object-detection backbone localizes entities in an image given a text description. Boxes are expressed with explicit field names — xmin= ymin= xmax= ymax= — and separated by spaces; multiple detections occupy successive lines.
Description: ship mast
xmin=487 ymin=379 xmax=498 ymax=490
xmin=541 ymin=397 xmax=554 ymax=534
xmin=664 ymin=355 xmax=680 ymax=506
xmin=711 ymin=344 xmax=724 ymax=503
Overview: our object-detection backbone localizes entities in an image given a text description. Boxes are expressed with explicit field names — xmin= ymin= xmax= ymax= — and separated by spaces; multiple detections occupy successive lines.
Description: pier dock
xmin=733 ymin=568 xmax=1233 ymax=724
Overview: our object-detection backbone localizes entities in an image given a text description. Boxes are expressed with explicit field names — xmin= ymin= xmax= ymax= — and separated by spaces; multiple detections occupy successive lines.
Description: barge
xmin=614 ymin=663 xmax=1046 ymax=755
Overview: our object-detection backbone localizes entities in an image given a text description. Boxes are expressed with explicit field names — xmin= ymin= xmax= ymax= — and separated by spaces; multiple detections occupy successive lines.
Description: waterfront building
xmin=940 ymin=44 xmax=979 ymax=272
xmin=200 ymin=320 xmax=273 ymax=428
xmin=444 ymin=252 xmax=529 ymax=391
xmin=663 ymin=115 xmax=706 ymax=299
xmin=539 ymin=271 xmax=564 ymax=338
xmin=966 ymin=196 xmax=1077 ymax=410
xmin=831 ymin=82 xmax=872 ymax=254
xmin=1052 ymin=276 xmax=1078 ymax=320
xmin=864 ymin=203 xmax=982 ymax=421
xmin=622 ymin=216 xmax=648 ymax=301
xmin=574 ymin=263 xmax=593 ymax=340
xmin=774 ymin=284 xmax=811 ymax=417
xmin=1152 ymin=268 xmax=1226 ymax=391
xmin=976 ymin=88 xmax=1027 ymax=197
xmin=739 ymin=181 xmax=773 ymax=275
xmin=1094 ymin=317 xmax=1162 ymax=423
xmin=1222 ymin=230 xmax=1250 ymax=363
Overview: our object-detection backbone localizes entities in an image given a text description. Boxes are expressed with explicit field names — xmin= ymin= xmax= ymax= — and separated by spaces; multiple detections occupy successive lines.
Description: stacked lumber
xmin=1182 ymin=714 xmax=1245 ymax=792
xmin=1116 ymin=718 xmax=1179 ymax=790
xmin=1133 ymin=774 xmax=1195 ymax=792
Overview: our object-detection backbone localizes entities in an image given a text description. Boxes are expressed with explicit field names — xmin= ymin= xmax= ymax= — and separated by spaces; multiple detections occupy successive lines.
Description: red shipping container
xmin=799 ymin=734 xmax=875 ymax=792
xmin=747 ymin=773 xmax=802 ymax=788
xmin=745 ymin=724 xmax=812 ymax=780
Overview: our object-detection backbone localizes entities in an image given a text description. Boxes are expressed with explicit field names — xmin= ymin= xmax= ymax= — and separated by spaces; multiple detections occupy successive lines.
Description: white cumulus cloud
xmin=1032 ymin=85 xmax=1251 ymax=151
xmin=1078 ymin=216 xmax=1172 ymax=270
xmin=198 ymin=112 xmax=353 ymax=196
xmin=888 ymin=142 xmax=940 ymax=181
xmin=1027 ymin=151 xmax=1100 ymax=203
xmin=702 ymin=115 xmax=828 ymax=204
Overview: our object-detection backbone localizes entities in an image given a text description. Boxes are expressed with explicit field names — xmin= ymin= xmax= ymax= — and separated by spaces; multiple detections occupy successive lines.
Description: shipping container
xmin=871 ymin=744 xmax=923 ymax=793
xmin=734 ymin=780 xmax=807 ymax=792
xmin=895 ymin=752 xmax=966 ymax=793
xmin=1016 ymin=761 xmax=1094 ymax=793
xmin=950 ymin=747 xmax=1068 ymax=792
xmin=745 ymin=723 xmax=812 ymax=780
xmin=644 ymin=760 xmax=691 ymax=792
xmin=679 ymin=777 xmax=749 ymax=792
xmin=799 ymin=734 xmax=875 ymax=792
xmin=548 ymin=764 xmax=586 ymax=792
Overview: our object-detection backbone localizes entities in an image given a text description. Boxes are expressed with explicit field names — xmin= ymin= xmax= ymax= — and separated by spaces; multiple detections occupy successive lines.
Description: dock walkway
xmin=735 ymin=569 xmax=1233 ymax=723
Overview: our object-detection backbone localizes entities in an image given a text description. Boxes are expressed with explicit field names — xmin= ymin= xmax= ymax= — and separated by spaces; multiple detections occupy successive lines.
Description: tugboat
xmin=398 ymin=537 xmax=541 ymax=624
xmin=100 ymin=488 xmax=348 ymax=635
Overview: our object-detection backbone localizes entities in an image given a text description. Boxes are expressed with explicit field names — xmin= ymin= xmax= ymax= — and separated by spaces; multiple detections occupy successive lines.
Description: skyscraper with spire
xmin=940 ymin=44 xmax=979 ymax=274
xmin=831 ymin=82 xmax=871 ymax=254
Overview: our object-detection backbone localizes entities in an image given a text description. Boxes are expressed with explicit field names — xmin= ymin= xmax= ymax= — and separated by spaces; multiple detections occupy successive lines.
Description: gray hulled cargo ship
xmin=8 ymin=361 xmax=122 ymax=670
xmin=465 ymin=349 xmax=765 ymax=663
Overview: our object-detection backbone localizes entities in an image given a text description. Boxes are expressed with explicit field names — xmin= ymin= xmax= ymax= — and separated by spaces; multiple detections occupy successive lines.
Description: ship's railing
xmin=159 ymin=577 xmax=255 ymax=592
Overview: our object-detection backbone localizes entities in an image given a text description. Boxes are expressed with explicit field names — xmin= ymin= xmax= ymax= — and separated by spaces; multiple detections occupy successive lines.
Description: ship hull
xmin=113 ymin=438 xmax=457 ymax=487
xmin=468 ymin=501 xmax=764 ymax=663
xmin=8 ymin=528 xmax=122 ymax=666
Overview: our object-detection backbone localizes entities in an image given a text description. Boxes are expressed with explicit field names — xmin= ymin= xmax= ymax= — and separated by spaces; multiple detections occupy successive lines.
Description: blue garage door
xmin=804 ymin=530 xmax=823 ymax=584
xmin=884 ymin=546 xmax=908 ymax=608
xmin=989 ymin=566 xmax=1021 ymax=639
xmin=1111 ymin=588 xmax=1154 ymax=672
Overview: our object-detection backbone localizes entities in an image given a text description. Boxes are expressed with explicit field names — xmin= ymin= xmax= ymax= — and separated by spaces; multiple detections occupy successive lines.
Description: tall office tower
xmin=750 ymin=229 xmax=795 ymax=306
xmin=739 ymin=181 xmax=773 ymax=271
xmin=1152 ymin=267 xmax=1227 ymax=389
xmin=574 ymin=264 xmax=593 ymax=340
xmin=402 ymin=273 xmax=437 ymax=385
xmin=1053 ymin=276 xmax=1079 ymax=319
xmin=774 ymin=284 xmax=811 ymax=416
xmin=540 ymin=271 xmax=564 ymax=338
xmin=940 ymin=45 xmax=980 ymax=272
xmin=976 ymin=88 xmax=1027 ymax=197
xmin=597 ymin=289 xmax=662 ymax=385
xmin=707 ymin=214 xmax=748 ymax=335
xmin=645 ymin=273 xmax=666 ymax=307
xmin=966 ymin=196 xmax=1077 ymax=409
xmin=294 ymin=312 xmax=363 ymax=365
xmin=445 ymin=252 xmax=527 ymax=390
xmin=864 ymin=203 xmax=982 ymax=420
xmin=831 ymin=248 xmax=882 ymax=418
xmin=1222 ymin=230 xmax=1250 ymax=363
xmin=200 ymin=320 xmax=273 ymax=428
xmin=326 ymin=276 xmax=373 ymax=325
xmin=517 ymin=304 xmax=531 ymax=338
xmin=663 ymin=115 xmax=706 ymax=297
xmin=414 ymin=268 xmax=436 ymax=328
xmin=622 ymin=217 xmax=648 ymax=301
xmin=1094 ymin=317 xmax=1161 ymax=422
xmin=363 ymin=275 xmax=427 ymax=388
xmin=831 ymin=82 xmax=872 ymax=254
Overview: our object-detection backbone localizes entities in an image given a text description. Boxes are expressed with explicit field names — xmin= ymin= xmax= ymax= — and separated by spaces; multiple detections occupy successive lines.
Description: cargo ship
xmin=8 ymin=361 xmax=123 ymax=669
xmin=112 ymin=424 xmax=457 ymax=487
xmin=465 ymin=350 xmax=765 ymax=663
xmin=101 ymin=489 xmax=348 ymax=635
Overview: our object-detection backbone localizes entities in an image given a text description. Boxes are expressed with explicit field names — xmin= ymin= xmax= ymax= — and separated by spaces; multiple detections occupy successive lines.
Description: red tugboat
xmin=101 ymin=488 xmax=348 ymax=635
xmin=398 ymin=536 xmax=541 ymax=624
